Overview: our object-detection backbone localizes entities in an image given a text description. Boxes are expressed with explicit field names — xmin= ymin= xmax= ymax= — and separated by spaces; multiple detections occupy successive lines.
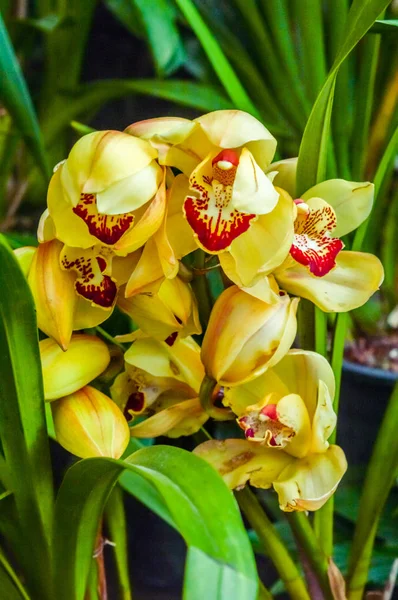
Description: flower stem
xmin=191 ymin=249 xmax=212 ymax=330
xmin=286 ymin=513 xmax=333 ymax=600
xmin=236 ymin=489 xmax=310 ymax=600
xmin=346 ymin=381 xmax=398 ymax=599
xmin=199 ymin=375 xmax=233 ymax=420
xmin=95 ymin=326 xmax=126 ymax=352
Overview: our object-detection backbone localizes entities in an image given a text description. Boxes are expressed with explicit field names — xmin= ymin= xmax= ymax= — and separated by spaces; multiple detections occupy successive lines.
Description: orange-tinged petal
xmin=302 ymin=179 xmax=374 ymax=237
xmin=37 ymin=208 xmax=56 ymax=242
xmin=273 ymin=445 xmax=347 ymax=511
xmin=194 ymin=438 xmax=292 ymax=490
xmin=276 ymin=250 xmax=384 ymax=312
xmin=195 ymin=110 xmax=277 ymax=169
xmin=130 ymin=397 xmax=207 ymax=438
xmin=52 ymin=385 xmax=130 ymax=459
xmin=60 ymin=245 xmax=117 ymax=309
xmin=28 ymin=240 xmax=76 ymax=349
xmin=125 ymin=241 xmax=164 ymax=297
xmin=40 ymin=334 xmax=110 ymax=401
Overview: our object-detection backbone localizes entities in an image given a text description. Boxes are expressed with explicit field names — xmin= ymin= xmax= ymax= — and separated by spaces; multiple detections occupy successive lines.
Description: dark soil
xmin=345 ymin=333 xmax=398 ymax=373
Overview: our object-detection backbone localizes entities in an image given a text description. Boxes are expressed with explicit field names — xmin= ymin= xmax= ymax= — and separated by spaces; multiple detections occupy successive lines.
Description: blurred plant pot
xmin=337 ymin=361 xmax=398 ymax=465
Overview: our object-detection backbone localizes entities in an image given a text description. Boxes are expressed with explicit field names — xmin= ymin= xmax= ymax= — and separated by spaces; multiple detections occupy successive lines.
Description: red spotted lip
xmin=73 ymin=193 xmax=135 ymax=245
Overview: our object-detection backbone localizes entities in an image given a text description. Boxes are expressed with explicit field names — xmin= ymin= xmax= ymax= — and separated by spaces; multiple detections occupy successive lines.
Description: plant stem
xmin=191 ymin=249 xmax=212 ymax=330
xmin=199 ymin=375 xmax=233 ymax=420
xmin=297 ymin=300 xmax=315 ymax=351
xmin=346 ymin=381 xmax=398 ymax=599
xmin=236 ymin=488 xmax=310 ymax=600
xmin=95 ymin=326 xmax=126 ymax=352
xmin=286 ymin=513 xmax=333 ymax=600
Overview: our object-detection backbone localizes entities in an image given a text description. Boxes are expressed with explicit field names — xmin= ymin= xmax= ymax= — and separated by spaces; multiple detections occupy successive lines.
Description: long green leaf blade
xmin=0 ymin=13 xmax=49 ymax=179
xmin=53 ymin=446 xmax=258 ymax=600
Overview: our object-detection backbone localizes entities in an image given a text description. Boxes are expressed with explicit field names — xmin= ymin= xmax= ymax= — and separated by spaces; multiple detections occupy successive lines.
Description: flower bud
xmin=201 ymin=286 xmax=298 ymax=385
xmin=52 ymin=386 xmax=130 ymax=459
xmin=28 ymin=240 xmax=77 ymax=350
xmin=40 ymin=334 xmax=111 ymax=401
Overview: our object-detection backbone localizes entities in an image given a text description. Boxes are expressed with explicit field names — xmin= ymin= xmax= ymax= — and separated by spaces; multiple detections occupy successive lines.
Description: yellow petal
xmin=223 ymin=370 xmax=289 ymax=416
xmin=28 ymin=240 xmax=76 ymax=349
xmin=96 ymin=160 xmax=163 ymax=214
xmin=231 ymin=148 xmax=279 ymax=215
xmin=271 ymin=350 xmax=335 ymax=421
xmin=125 ymin=241 xmax=164 ymax=297
xmin=37 ymin=209 xmax=56 ymax=242
xmin=130 ymin=397 xmax=207 ymax=438
xmin=266 ymin=157 xmax=297 ymax=197
xmin=52 ymin=385 xmax=130 ymax=459
xmin=274 ymin=394 xmax=312 ymax=458
xmin=194 ymin=438 xmax=292 ymax=489
xmin=273 ymin=445 xmax=347 ymax=511
xmin=302 ymin=179 xmax=374 ymax=237
xmin=13 ymin=246 xmax=36 ymax=276
xmin=224 ymin=187 xmax=295 ymax=286
xmin=165 ymin=175 xmax=197 ymax=258
xmin=311 ymin=380 xmax=336 ymax=453
xmin=73 ymin=296 xmax=115 ymax=329
xmin=202 ymin=286 xmax=298 ymax=385
xmin=195 ymin=110 xmax=277 ymax=169
xmin=276 ymin=250 xmax=384 ymax=312
xmin=40 ymin=334 xmax=110 ymax=401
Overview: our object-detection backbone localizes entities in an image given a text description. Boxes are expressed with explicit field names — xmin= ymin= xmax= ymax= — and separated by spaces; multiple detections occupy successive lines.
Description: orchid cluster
xmin=17 ymin=110 xmax=383 ymax=512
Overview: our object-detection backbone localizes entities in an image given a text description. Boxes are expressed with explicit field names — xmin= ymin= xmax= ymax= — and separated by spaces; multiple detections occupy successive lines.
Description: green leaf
xmin=104 ymin=486 xmax=132 ymax=600
xmin=0 ymin=560 xmax=27 ymax=600
xmin=105 ymin=0 xmax=185 ymax=76
xmin=173 ymin=0 xmax=260 ymax=117
xmin=0 ymin=13 xmax=49 ymax=179
xmin=296 ymin=0 xmax=392 ymax=194
xmin=44 ymin=79 xmax=233 ymax=144
xmin=53 ymin=446 xmax=258 ymax=600
xmin=10 ymin=14 xmax=74 ymax=34
xmin=369 ymin=19 xmax=398 ymax=33
xmin=0 ymin=235 xmax=54 ymax=599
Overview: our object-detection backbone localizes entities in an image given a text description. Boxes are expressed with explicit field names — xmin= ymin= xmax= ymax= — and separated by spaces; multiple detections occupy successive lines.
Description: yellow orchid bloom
xmin=40 ymin=334 xmax=110 ymax=401
xmin=47 ymin=130 xmax=163 ymax=249
xmin=257 ymin=160 xmax=384 ymax=312
xmin=195 ymin=350 xmax=347 ymax=511
xmin=201 ymin=285 xmax=299 ymax=386
xmin=127 ymin=110 xmax=285 ymax=255
xmin=52 ymin=385 xmax=130 ymax=459
xmin=111 ymin=336 xmax=207 ymax=437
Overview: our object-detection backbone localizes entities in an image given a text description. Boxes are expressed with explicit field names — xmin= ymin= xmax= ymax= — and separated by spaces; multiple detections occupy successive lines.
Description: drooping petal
xmin=125 ymin=240 xmax=164 ymax=297
xmin=40 ymin=334 xmax=110 ymax=401
xmin=302 ymin=179 xmax=374 ymax=237
xmin=60 ymin=245 xmax=117 ymax=309
xmin=266 ymin=157 xmax=297 ymax=197
xmin=28 ymin=240 xmax=76 ymax=350
xmin=194 ymin=438 xmax=292 ymax=490
xmin=73 ymin=296 xmax=115 ymax=329
xmin=222 ymin=187 xmax=295 ymax=286
xmin=130 ymin=397 xmax=208 ymax=438
xmin=195 ymin=110 xmax=277 ymax=169
xmin=276 ymin=250 xmax=384 ymax=312
xmin=311 ymin=380 xmax=336 ymax=453
xmin=290 ymin=197 xmax=343 ymax=277
xmin=273 ymin=445 xmax=347 ymax=511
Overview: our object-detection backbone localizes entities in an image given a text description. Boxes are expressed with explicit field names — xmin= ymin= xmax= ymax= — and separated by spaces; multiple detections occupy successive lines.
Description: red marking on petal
xmin=165 ymin=331 xmax=178 ymax=346
xmin=184 ymin=195 xmax=255 ymax=252
xmin=212 ymin=149 xmax=239 ymax=167
xmin=73 ymin=193 xmax=135 ymax=246
xmin=125 ymin=392 xmax=145 ymax=418
xmin=269 ymin=436 xmax=277 ymax=447
xmin=245 ymin=428 xmax=255 ymax=438
xmin=261 ymin=404 xmax=278 ymax=420
xmin=290 ymin=203 xmax=344 ymax=276
xmin=294 ymin=198 xmax=305 ymax=205
xmin=61 ymin=248 xmax=117 ymax=308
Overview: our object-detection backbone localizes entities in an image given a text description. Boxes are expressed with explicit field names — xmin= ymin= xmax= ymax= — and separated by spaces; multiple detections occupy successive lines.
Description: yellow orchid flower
xmin=52 ymin=385 xmax=130 ymax=459
xmin=195 ymin=350 xmax=347 ymax=511
xmin=201 ymin=285 xmax=299 ymax=386
xmin=40 ymin=334 xmax=110 ymax=401
xmin=127 ymin=110 xmax=285 ymax=255
xmin=111 ymin=336 xmax=207 ymax=437
xmin=47 ymin=130 xmax=163 ymax=250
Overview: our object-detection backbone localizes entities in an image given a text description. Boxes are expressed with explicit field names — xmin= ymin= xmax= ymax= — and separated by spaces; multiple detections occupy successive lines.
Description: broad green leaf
xmin=174 ymin=0 xmax=260 ymax=117
xmin=0 ymin=13 xmax=49 ymax=179
xmin=369 ymin=19 xmax=398 ymax=33
xmin=44 ymin=80 xmax=233 ymax=144
xmin=296 ymin=0 xmax=392 ymax=194
xmin=105 ymin=0 xmax=185 ymax=76
xmin=53 ymin=446 xmax=258 ymax=600
xmin=0 ymin=236 xmax=53 ymax=599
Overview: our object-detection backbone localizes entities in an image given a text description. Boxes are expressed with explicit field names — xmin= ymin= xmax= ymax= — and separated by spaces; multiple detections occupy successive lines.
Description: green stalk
xmin=199 ymin=375 xmax=233 ymax=421
xmin=346 ymin=381 xmax=398 ymax=599
xmin=286 ymin=513 xmax=333 ymax=600
xmin=380 ymin=183 xmax=398 ymax=306
xmin=0 ymin=547 xmax=31 ymax=600
xmin=314 ymin=307 xmax=327 ymax=358
xmin=191 ymin=249 xmax=212 ymax=330
xmin=297 ymin=300 xmax=315 ymax=351
xmin=258 ymin=579 xmax=274 ymax=600
xmin=236 ymin=489 xmax=310 ymax=600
